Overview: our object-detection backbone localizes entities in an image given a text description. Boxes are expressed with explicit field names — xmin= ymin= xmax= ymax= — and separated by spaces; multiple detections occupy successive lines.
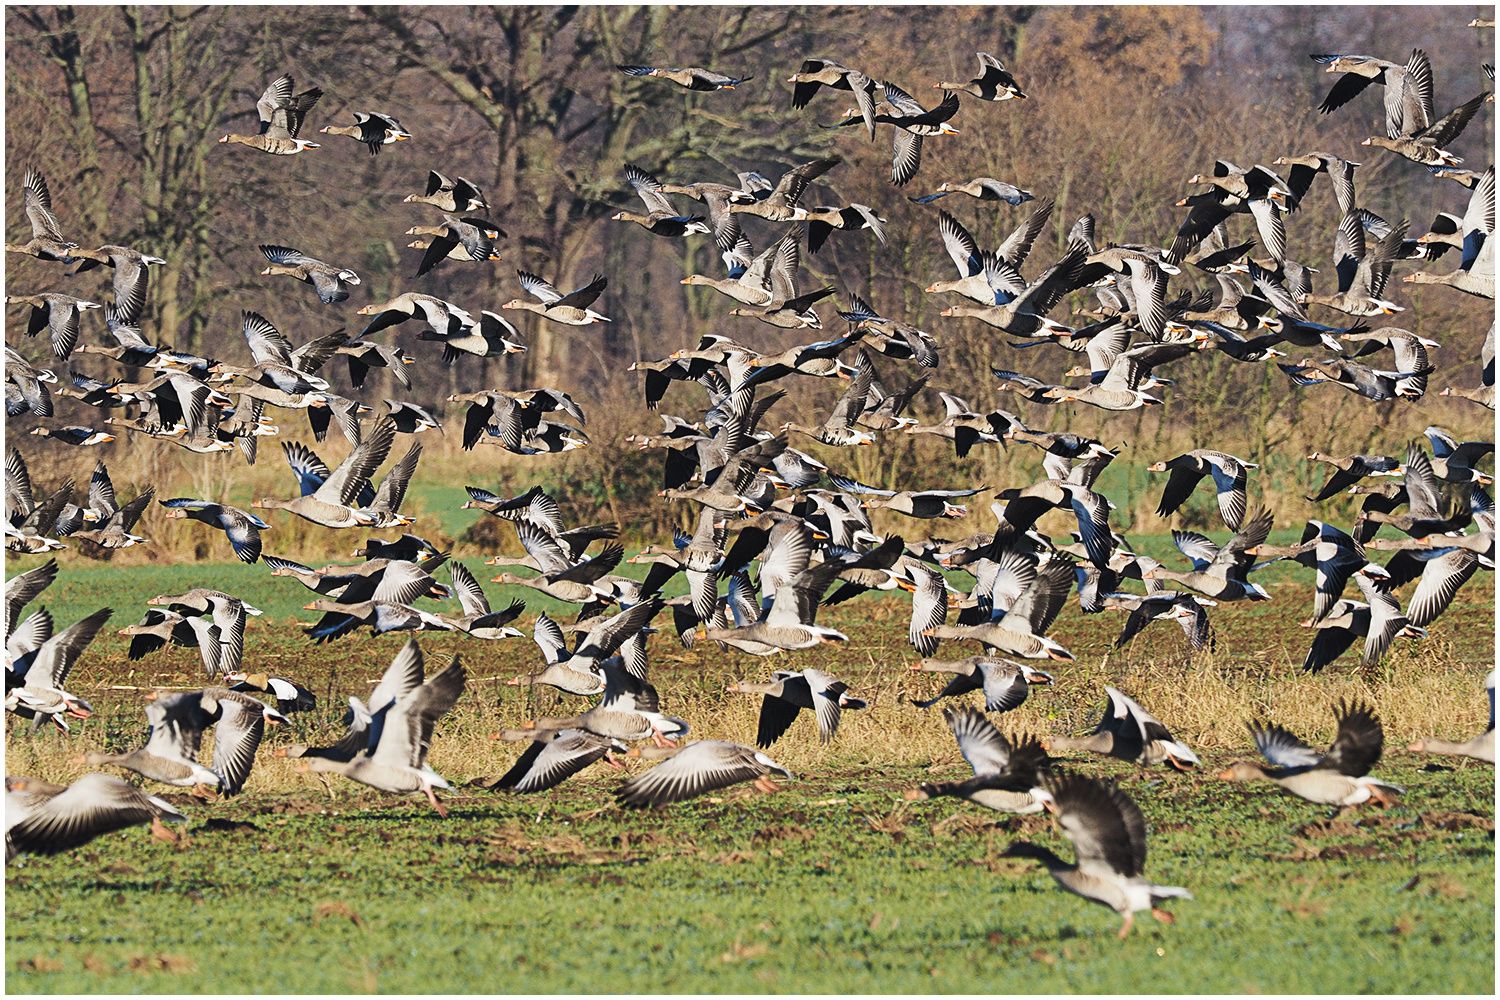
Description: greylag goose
xmin=252 ymin=417 xmax=397 ymax=528
xmin=526 ymin=659 xmax=689 ymax=747
xmin=70 ymin=484 xmax=153 ymax=552
xmin=1313 ymin=49 xmax=1430 ymax=134
xmin=5 ymin=170 xmax=82 ymax=261
xmin=296 ymin=642 xmax=466 ymax=817
xmin=160 ymin=499 xmax=268 ymax=563
xmin=223 ymin=671 xmax=317 ymax=714
xmin=258 ymin=245 xmax=361 ymax=304
xmin=441 ymin=563 xmax=525 ymax=640
xmin=616 ymin=741 xmax=791 ymax=807
xmin=402 ymin=170 xmax=488 ymax=212
xmin=941 ymin=241 xmax=1089 ymax=336
xmin=357 ymin=292 xmax=473 ymax=337
xmin=803 ymin=203 xmax=887 ymax=254
xmin=617 ymin=65 xmax=751 ymax=91
xmin=143 ymin=588 xmax=255 ymax=675
xmin=922 ymin=558 xmax=1077 ymax=660
xmin=5 ymin=559 xmax=57 ymax=638
xmin=1408 ymin=670 xmax=1495 ymax=764
xmin=680 ymin=228 xmax=800 ymax=307
xmin=494 ymin=728 xmax=628 ymax=794
xmin=935 ymin=52 xmax=1026 ymax=100
xmin=6 ymin=773 xmax=186 ymax=861
xmin=81 ymin=687 xmax=287 ymax=798
xmin=1002 ymin=772 xmax=1193 ymax=938
xmin=218 ymin=73 xmax=322 ymax=154
xmin=507 ymin=601 xmax=661 ymax=693
xmin=908 ymin=657 xmax=1053 ymax=712
xmin=302 ymin=598 xmax=455 ymax=642
xmin=5 ymin=293 xmax=102 ymax=359
xmin=1360 ymin=91 xmax=1488 ymax=167
xmin=702 ymin=561 xmax=849 ymax=653
xmin=491 ymin=523 xmax=624 ymax=605
xmin=317 ymin=111 xmax=410 ymax=154
xmin=1147 ymin=449 xmax=1257 ymax=529
xmin=904 ymin=706 xmax=1050 ymax=814
xmin=1044 ymin=686 xmax=1200 ymax=769
xmin=1272 ymin=152 xmax=1360 ymax=217
xmin=824 ymin=81 xmax=960 ymax=186
xmin=1305 ymin=452 xmax=1402 ymax=501
xmin=780 ymin=356 xmax=877 ymax=447
xmin=5 ymin=346 xmax=56 ymax=417
xmin=502 ymin=270 xmax=610 ymax=325
xmin=613 ymin=164 xmax=710 ymax=238
xmin=1219 ymin=699 xmax=1403 ymax=808
xmin=911 ymin=176 xmax=1033 ymax=205
xmin=26 ymin=426 xmax=114 ymax=447
xmin=1101 ymin=591 xmax=1215 ymax=652
xmin=1143 ymin=507 xmax=1274 ymax=601
xmin=726 ymin=667 xmax=866 ymax=747
xmin=789 ymin=60 xmax=878 ymax=138
xmin=5 ymin=607 xmax=111 ymax=732
xmin=275 ymin=637 xmax=428 ymax=763
xmin=726 ymin=157 xmax=841 ymax=221
xmin=727 ymin=286 xmax=835 ymax=329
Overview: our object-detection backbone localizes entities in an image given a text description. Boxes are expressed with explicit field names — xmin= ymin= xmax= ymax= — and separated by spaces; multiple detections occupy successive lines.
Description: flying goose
xmin=5 ymin=607 xmax=111 ymax=732
xmin=1002 ymin=772 xmax=1193 ymax=939
xmin=5 ymin=169 xmax=83 ymax=261
xmin=824 ymin=81 xmax=960 ymax=186
xmin=6 ymin=773 xmax=186 ymax=862
xmin=159 ymin=499 xmax=268 ymax=563
xmin=908 ymin=657 xmax=1053 ymax=712
xmin=615 ymin=741 xmax=792 ymax=807
xmin=5 ymin=293 xmax=102 ymax=359
xmin=402 ymin=170 xmax=489 ymax=212
xmin=613 ymin=164 xmax=711 ymax=238
xmin=295 ymin=641 xmax=466 ymax=817
xmin=318 ymin=111 xmax=411 ymax=154
xmin=788 ymin=59 xmax=879 ymax=139
xmin=1147 ymin=449 xmax=1258 ymax=530
xmin=904 ymin=705 xmax=1050 ymax=814
xmin=617 ymin=64 xmax=751 ymax=91
xmin=1219 ymin=699 xmax=1402 ymax=808
xmin=934 ymin=52 xmax=1026 ymax=101
xmin=726 ymin=667 xmax=866 ymax=748
xmin=258 ymin=245 xmax=361 ymax=304
xmin=494 ymin=728 xmax=629 ymax=794
xmin=218 ymin=73 xmax=322 ymax=154
xmin=1408 ymin=670 xmax=1495 ymax=764
xmin=1044 ymin=686 xmax=1201 ymax=769
xmin=501 ymin=270 xmax=610 ymax=325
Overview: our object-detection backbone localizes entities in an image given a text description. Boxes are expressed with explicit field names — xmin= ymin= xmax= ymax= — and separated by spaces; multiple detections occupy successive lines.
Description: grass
xmin=5 ymin=556 xmax=1495 ymax=993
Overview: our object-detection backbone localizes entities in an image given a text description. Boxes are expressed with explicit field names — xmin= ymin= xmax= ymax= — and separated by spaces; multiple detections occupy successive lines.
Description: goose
xmin=613 ymin=164 xmax=711 ymax=238
xmin=274 ymin=638 xmax=428 ymax=763
xmin=507 ymin=600 xmax=660 ymax=693
xmin=803 ymin=203 xmax=887 ymax=254
xmin=911 ymin=176 xmax=1034 ymax=205
xmin=1295 ymin=210 xmax=1406 ymax=315
xmin=1044 ymin=339 xmax=1204 ymax=410
xmin=1272 ymin=152 xmax=1360 ymax=217
xmin=922 ymin=558 xmax=1076 ymax=661
xmin=491 ymin=528 xmax=625 ymax=604
xmin=408 ymin=215 xmax=505 ymax=276
xmin=617 ymin=64 xmax=751 ymax=91
xmin=317 ymin=111 xmax=410 ymax=154
xmin=1143 ymin=507 xmax=1274 ymax=601
xmin=1003 ymin=773 xmax=1193 ymax=939
xmin=908 ymin=657 xmax=1053 ymax=712
xmin=5 ymin=607 xmax=111 ymax=732
xmin=829 ymin=472 xmax=984 ymax=519
xmin=1408 ymin=670 xmax=1495 ymax=763
xmin=838 ymin=295 xmax=941 ymax=369
xmin=904 ymin=706 xmax=1050 ymax=814
xmin=992 ymin=479 xmax=1113 ymax=568
xmin=1219 ymin=699 xmax=1403 ymax=808
xmin=357 ymin=292 xmax=474 ymax=338
xmin=1355 ymin=446 xmax=1471 ymax=538
xmin=218 ymin=74 xmax=322 ymax=154
xmin=302 ymin=598 xmax=455 ymax=642
xmin=726 ymin=667 xmax=866 ymax=747
xmin=258 ymin=245 xmax=361 ymax=303
xmin=1313 ymin=49 xmax=1431 ymax=135
xmin=1304 ymin=452 xmax=1402 ymax=501
xmin=1044 ymin=686 xmax=1200 ymax=769
xmin=934 ymin=52 xmax=1026 ymax=101
xmin=402 ymin=170 xmax=489 ymax=212
xmin=1360 ymin=91 xmax=1488 ymax=167
xmin=703 ymin=561 xmax=849 ymax=654
xmin=6 ymin=773 xmax=186 ymax=861
xmin=1247 ymin=520 xmax=1377 ymax=624
xmin=788 ymin=59 xmax=878 ymax=139
xmin=1101 ymin=591 xmax=1215 ymax=651
xmin=1420 ymin=426 xmax=1495 ymax=484
xmin=1402 ymin=242 xmax=1496 ymax=299
xmin=616 ymin=741 xmax=791 ymax=807
xmin=223 ymin=671 xmax=317 ymax=714
xmin=780 ymin=354 xmax=877 ymax=447
xmin=69 ymin=305 xmax=167 ymax=366
xmin=941 ymin=241 xmax=1088 ymax=337
xmin=726 ymin=157 xmax=842 ymax=221
xmin=145 ymin=588 xmax=257 ymax=674
xmin=27 ymin=426 xmax=114 ymax=447
xmin=1147 ymin=449 xmax=1257 ymax=529
xmin=251 ymin=417 xmax=397 ymax=528
xmin=81 ymin=687 xmax=286 ymax=798
xmin=5 ymin=170 xmax=83 ymax=261
xmin=526 ymin=659 xmax=689 ymax=747
xmin=824 ymin=81 xmax=960 ymax=186
xmin=5 ymin=293 xmax=102 ymax=358
xmin=1279 ymin=355 xmax=1428 ymax=402
xmin=681 ymin=228 xmax=800 ymax=306
xmin=491 ymin=728 xmax=629 ymax=794
xmin=418 ymin=310 xmax=526 ymax=363
xmin=296 ymin=642 xmax=466 ymax=817
xmin=159 ymin=499 xmax=268 ymax=563
xmin=4 ymin=346 xmax=55 ymax=417
xmin=70 ymin=485 xmax=154 ymax=552
xmin=1297 ymin=574 xmax=1426 ymax=673
xmin=502 ymin=270 xmax=610 ymax=325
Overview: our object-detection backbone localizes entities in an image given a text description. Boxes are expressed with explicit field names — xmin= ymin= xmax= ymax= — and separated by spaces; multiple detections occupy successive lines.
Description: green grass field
xmin=5 ymin=555 xmax=1495 ymax=993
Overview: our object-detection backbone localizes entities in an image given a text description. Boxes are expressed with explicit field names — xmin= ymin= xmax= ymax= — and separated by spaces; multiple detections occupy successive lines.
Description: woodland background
xmin=5 ymin=5 xmax=1495 ymax=556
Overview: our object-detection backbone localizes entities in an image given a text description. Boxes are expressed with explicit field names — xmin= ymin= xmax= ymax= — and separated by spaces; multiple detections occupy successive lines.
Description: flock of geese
xmin=5 ymin=31 xmax=1497 ymax=939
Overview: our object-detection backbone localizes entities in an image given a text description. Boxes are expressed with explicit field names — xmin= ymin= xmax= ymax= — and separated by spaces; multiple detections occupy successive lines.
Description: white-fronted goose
xmin=1045 ymin=686 xmax=1201 ymax=769
xmin=27 ymin=426 xmax=114 ymax=447
xmin=160 ymin=499 xmax=268 ymax=563
xmin=219 ymin=74 xmax=322 ymax=154
xmin=318 ymin=111 xmax=410 ymax=154
xmin=904 ymin=705 xmax=1050 ymax=813
xmin=789 ymin=60 xmax=878 ymax=138
xmin=702 ymin=561 xmax=849 ymax=653
xmin=1220 ymin=699 xmax=1402 ymax=808
xmin=6 ymin=293 xmax=102 ymax=359
xmin=935 ymin=52 xmax=1026 ymax=101
xmin=1147 ymin=449 xmax=1257 ymax=529
xmin=1360 ymin=91 xmax=1488 ymax=167
xmin=830 ymin=472 xmax=984 ymax=519
xmin=297 ymin=642 xmax=466 ymax=817
xmin=6 ymin=773 xmax=186 ymax=861
xmin=357 ymin=291 xmax=474 ymax=338
xmin=526 ymin=659 xmax=689 ymax=747
xmin=616 ymin=741 xmax=791 ymax=807
xmin=1101 ymin=591 xmax=1215 ymax=651
xmin=259 ymin=245 xmax=360 ymax=303
xmin=1003 ymin=772 xmax=1192 ymax=938
xmin=5 ymin=170 xmax=83 ymax=261
xmin=726 ymin=667 xmax=866 ymax=747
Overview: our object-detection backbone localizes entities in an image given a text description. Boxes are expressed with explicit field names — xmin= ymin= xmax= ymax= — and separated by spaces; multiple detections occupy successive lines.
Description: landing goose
xmin=6 ymin=773 xmax=186 ymax=861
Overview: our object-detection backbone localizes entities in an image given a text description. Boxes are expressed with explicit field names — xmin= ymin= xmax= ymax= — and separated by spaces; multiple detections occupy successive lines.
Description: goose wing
xmin=370 ymin=655 xmax=466 ymax=771
xmin=1321 ymin=699 xmax=1383 ymax=777
xmin=944 ymin=703 xmax=1013 ymax=775
xmin=616 ymin=741 xmax=788 ymax=807
xmin=1046 ymin=773 xmax=1146 ymax=878
xmin=5 ymin=773 xmax=185 ymax=857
